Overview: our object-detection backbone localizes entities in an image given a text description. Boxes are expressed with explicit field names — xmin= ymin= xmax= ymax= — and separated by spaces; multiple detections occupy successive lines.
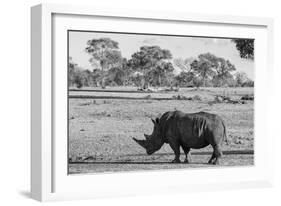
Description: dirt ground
xmin=68 ymin=87 xmax=254 ymax=174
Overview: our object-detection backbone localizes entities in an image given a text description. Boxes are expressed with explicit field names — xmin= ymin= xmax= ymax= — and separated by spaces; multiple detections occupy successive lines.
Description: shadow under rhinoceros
xmin=123 ymin=150 xmax=254 ymax=157
xmin=69 ymin=161 xmax=211 ymax=165
xmin=69 ymin=150 xmax=253 ymax=164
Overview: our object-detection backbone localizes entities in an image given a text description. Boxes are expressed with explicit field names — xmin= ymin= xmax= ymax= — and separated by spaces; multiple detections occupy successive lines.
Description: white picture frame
xmin=31 ymin=3 xmax=274 ymax=202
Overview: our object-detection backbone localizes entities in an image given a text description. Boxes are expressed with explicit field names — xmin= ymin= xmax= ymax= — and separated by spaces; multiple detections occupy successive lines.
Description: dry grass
xmin=68 ymin=87 xmax=254 ymax=173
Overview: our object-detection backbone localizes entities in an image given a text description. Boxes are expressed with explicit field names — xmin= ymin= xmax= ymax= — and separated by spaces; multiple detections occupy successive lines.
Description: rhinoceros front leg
xmin=169 ymin=141 xmax=181 ymax=163
xmin=182 ymin=146 xmax=191 ymax=163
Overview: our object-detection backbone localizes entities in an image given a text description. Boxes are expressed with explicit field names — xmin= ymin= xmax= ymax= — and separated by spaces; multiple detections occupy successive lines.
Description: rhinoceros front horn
xmin=132 ymin=137 xmax=147 ymax=149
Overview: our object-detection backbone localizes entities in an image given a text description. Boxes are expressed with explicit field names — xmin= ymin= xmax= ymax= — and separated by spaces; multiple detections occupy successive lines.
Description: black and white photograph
xmin=68 ymin=30 xmax=255 ymax=174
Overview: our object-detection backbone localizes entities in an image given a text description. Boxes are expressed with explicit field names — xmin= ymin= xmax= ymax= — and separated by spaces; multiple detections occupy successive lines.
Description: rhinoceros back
xmin=159 ymin=111 xmax=226 ymax=148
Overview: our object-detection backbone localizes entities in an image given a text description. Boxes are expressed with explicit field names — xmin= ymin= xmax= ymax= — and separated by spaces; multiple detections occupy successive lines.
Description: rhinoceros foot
xmin=171 ymin=158 xmax=181 ymax=163
xmin=208 ymin=157 xmax=220 ymax=165
xmin=213 ymin=159 xmax=220 ymax=165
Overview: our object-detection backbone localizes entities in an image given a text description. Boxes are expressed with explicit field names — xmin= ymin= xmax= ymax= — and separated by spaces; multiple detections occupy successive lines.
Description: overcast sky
xmin=69 ymin=31 xmax=254 ymax=80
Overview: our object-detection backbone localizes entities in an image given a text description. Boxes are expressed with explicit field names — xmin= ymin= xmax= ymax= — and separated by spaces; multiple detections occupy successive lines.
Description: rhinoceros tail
xmin=222 ymin=121 xmax=229 ymax=145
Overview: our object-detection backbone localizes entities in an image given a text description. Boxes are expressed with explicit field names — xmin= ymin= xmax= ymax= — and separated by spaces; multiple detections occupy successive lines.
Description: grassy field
xmin=68 ymin=87 xmax=254 ymax=174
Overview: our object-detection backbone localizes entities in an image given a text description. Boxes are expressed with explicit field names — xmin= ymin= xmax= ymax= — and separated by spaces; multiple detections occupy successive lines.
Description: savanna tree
xmin=212 ymin=58 xmax=236 ymax=87
xmin=128 ymin=46 xmax=173 ymax=87
xmin=146 ymin=61 xmax=174 ymax=87
xmin=173 ymin=57 xmax=195 ymax=73
xmin=68 ymin=57 xmax=83 ymax=88
xmin=190 ymin=53 xmax=216 ymax=87
xmin=174 ymin=71 xmax=195 ymax=87
xmin=234 ymin=72 xmax=254 ymax=87
xmin=85 ymin=38 xmax=123 ymax=71
xmin=232 ymin=39 xmax=254 ymax=60
xmin=190 ymin=53 xmax=236 ymax=87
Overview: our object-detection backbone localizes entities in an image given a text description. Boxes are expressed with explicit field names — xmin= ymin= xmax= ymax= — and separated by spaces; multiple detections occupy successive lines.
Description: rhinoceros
xmin=133 ymin=111 xmax=228 ymax=165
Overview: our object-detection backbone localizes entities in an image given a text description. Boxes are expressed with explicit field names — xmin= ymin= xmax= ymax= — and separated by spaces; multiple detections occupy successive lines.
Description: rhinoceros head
xmin=133 ymin=117 xmax=164 ymax=155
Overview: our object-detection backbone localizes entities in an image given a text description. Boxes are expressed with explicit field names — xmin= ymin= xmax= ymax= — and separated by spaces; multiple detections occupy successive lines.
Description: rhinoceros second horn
xmin=144 ymin=134 xmax=150 ymax=140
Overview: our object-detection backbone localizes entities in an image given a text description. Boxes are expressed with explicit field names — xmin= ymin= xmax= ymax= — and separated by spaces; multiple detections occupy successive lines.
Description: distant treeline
xmin=69 ymin=38 xmax=254 ymax=88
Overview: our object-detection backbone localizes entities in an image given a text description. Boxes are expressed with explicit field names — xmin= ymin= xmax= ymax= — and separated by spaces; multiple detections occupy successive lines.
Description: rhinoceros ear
xmin=132 ymin=137 xmax=147 ymax=149
xmin=151 ymin=118 xmax=156 ymax=125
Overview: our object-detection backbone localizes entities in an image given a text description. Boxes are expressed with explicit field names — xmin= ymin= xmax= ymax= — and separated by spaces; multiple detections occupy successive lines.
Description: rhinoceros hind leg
xmin=208 ymin=153 xmax=215 ymax=164
xmin=209 ymin=145 xmax=222 ymax=165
